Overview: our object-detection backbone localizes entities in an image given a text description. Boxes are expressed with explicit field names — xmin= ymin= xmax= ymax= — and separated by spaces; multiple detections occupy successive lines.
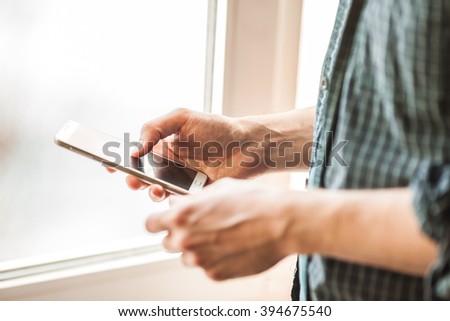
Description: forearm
xmin=238 ymin=107 xmax=315 ymax=172
xmin=285 ymin=188 xmax=438 ymax=276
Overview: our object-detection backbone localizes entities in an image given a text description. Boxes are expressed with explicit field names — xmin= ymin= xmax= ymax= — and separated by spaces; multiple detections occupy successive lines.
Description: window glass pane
xmin=0 ymin=0 xmax=207 ymax=264
xmin=291 ymin=0 xmax=338 ymax=189
xmin=295 ymin=0 xmax=338 ymax=109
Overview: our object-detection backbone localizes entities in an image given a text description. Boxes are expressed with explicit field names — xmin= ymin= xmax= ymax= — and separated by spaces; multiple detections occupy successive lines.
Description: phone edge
xmin=54 ymin=137 xmax=189 ymax=196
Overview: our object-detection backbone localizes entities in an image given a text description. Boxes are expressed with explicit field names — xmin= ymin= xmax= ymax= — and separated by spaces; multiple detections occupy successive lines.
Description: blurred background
xmin=0 ymin=0 xmax=338 ymax=300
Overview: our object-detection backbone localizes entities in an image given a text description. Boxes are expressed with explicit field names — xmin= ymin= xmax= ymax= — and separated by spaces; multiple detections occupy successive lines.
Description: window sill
xmin=0 ymin=236 xmax=179 ymax=298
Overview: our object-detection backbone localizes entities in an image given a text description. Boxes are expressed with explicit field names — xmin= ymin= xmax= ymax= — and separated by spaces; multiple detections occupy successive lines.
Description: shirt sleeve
xmin=411 ymin=163 xmax=450 ymax=300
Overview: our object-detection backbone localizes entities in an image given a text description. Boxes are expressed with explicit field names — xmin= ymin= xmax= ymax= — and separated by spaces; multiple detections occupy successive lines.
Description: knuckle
xmin=191 ymin=253 xmax=205 ymax=266
xmin=181 ymin=251 xmax=203 ymax=267
xmin=165 ymin=215 xmax=178 ymax=227
xmin=173 ymin=232 xmax=188 ymax=250
xmin=142 ymin=121 xmax=154 ymax=132
xmin=173 ymin=205 xmax=193 ymax=225
xmin=179 ymin=235 xmax=193 ymax=250
xmin=173 ymin=107 xmax=191 ymax=116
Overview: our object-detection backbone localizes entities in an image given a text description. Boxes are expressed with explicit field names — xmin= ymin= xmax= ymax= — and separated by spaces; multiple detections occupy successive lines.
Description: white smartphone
xmin=55 ymin=120 xmax=208 ymax=195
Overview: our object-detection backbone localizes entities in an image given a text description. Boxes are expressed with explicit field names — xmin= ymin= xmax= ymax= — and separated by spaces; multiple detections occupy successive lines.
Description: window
xmin=291 ymin=0 xmax=339 ymax=190
xmin=295 ymin=0 xmax=339 ymax=109
xmin=0 ymin=0 xmax=339 ymax=300
xmin=0 ymin=0 xmax=211 ymax=277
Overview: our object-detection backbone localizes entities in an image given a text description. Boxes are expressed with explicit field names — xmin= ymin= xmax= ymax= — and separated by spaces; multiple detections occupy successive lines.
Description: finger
xmin=153 ymin=136 xmax=191 ymax=164
xmin=126 ymin=175 xmax=149 ymax=190
xmin=181 ymin=251 xmax=199 ymax=267
xmin=170 ymin=231 xmax=218 ymax=251
xmin=180 ymin=244 xmax=273 ymax=277
xmin=146 ymin=204 xmax=194 ymax=234
xmin=162 ymin=230 xmax=188 ymax=252
xmin=105 ymin=167 xmax=116 ymax=173
xmin=205 ymin=243 xmax=284 ymax=281
xmin=133 ymin=108 xmax=191 ymax=158
xmin=149 ymin=184 xmax=169 ymax=202
xmin=171 ymin=216 xmax=280 ymax=256
xmin=181 ymin=247 xmax=221 ymax=269
xmin=146 ymin=211 xmax=171 ymax=233
xmin=152 ymin=137 xmax=177 ymax=160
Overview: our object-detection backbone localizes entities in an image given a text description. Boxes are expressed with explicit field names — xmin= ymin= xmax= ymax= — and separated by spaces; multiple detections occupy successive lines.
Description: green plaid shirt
xmin=299 ymin=0 xmax=450 ymax=300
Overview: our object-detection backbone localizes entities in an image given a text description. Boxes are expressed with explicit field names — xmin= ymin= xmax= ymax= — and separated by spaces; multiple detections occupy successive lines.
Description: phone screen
xmin=129 ymin=153 xmax=198 ymax=190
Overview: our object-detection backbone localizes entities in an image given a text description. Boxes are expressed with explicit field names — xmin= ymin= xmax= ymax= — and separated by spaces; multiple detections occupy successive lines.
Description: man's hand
xmin=146 ymin=178 xmax=299 ymax=280
xmin=121 ymin=108 xmax=268 ymax=201
xmin=146 ymin=181 xmax=438 ymax=280
xmin=108 ymin=107 xmax=316 ymax=201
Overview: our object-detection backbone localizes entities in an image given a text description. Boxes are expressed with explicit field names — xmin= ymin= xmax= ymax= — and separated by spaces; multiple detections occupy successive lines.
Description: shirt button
xmin=320 ymin=76 xmax=328 ymax=91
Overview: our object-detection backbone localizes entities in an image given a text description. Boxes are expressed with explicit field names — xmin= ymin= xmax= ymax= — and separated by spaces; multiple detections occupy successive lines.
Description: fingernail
xmin=153 ymin=192 xmax=165 ymax=202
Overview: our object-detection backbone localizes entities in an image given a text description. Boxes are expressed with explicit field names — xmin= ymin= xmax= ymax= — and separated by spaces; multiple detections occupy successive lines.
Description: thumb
xmin=133 ymin=108 xmax=191 ymax=157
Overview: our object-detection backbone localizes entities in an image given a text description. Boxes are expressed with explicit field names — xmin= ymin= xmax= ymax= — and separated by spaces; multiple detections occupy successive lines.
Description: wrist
xmin=281 ymin=189 xmax=338 ymax=256
xmin=237 ymin=115 xmax=293 ymax=174
xmin=234 ymin=116 xmax=273 ymax=175
xmin=237 ymin=111 xmax=313 ymax=172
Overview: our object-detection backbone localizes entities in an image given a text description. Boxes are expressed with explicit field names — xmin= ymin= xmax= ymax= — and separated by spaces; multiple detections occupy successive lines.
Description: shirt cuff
xmin=411 ymin=163 xmax=450 ymax=300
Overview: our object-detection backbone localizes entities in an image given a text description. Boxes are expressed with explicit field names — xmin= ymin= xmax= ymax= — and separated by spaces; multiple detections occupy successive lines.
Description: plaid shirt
xmin=297 ymin=0 xmax=450 ymax=300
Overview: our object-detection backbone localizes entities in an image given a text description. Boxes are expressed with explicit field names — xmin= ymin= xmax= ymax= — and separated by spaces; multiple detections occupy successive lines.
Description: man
xmin=118 ymin=0 xmax=450 ymax=300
